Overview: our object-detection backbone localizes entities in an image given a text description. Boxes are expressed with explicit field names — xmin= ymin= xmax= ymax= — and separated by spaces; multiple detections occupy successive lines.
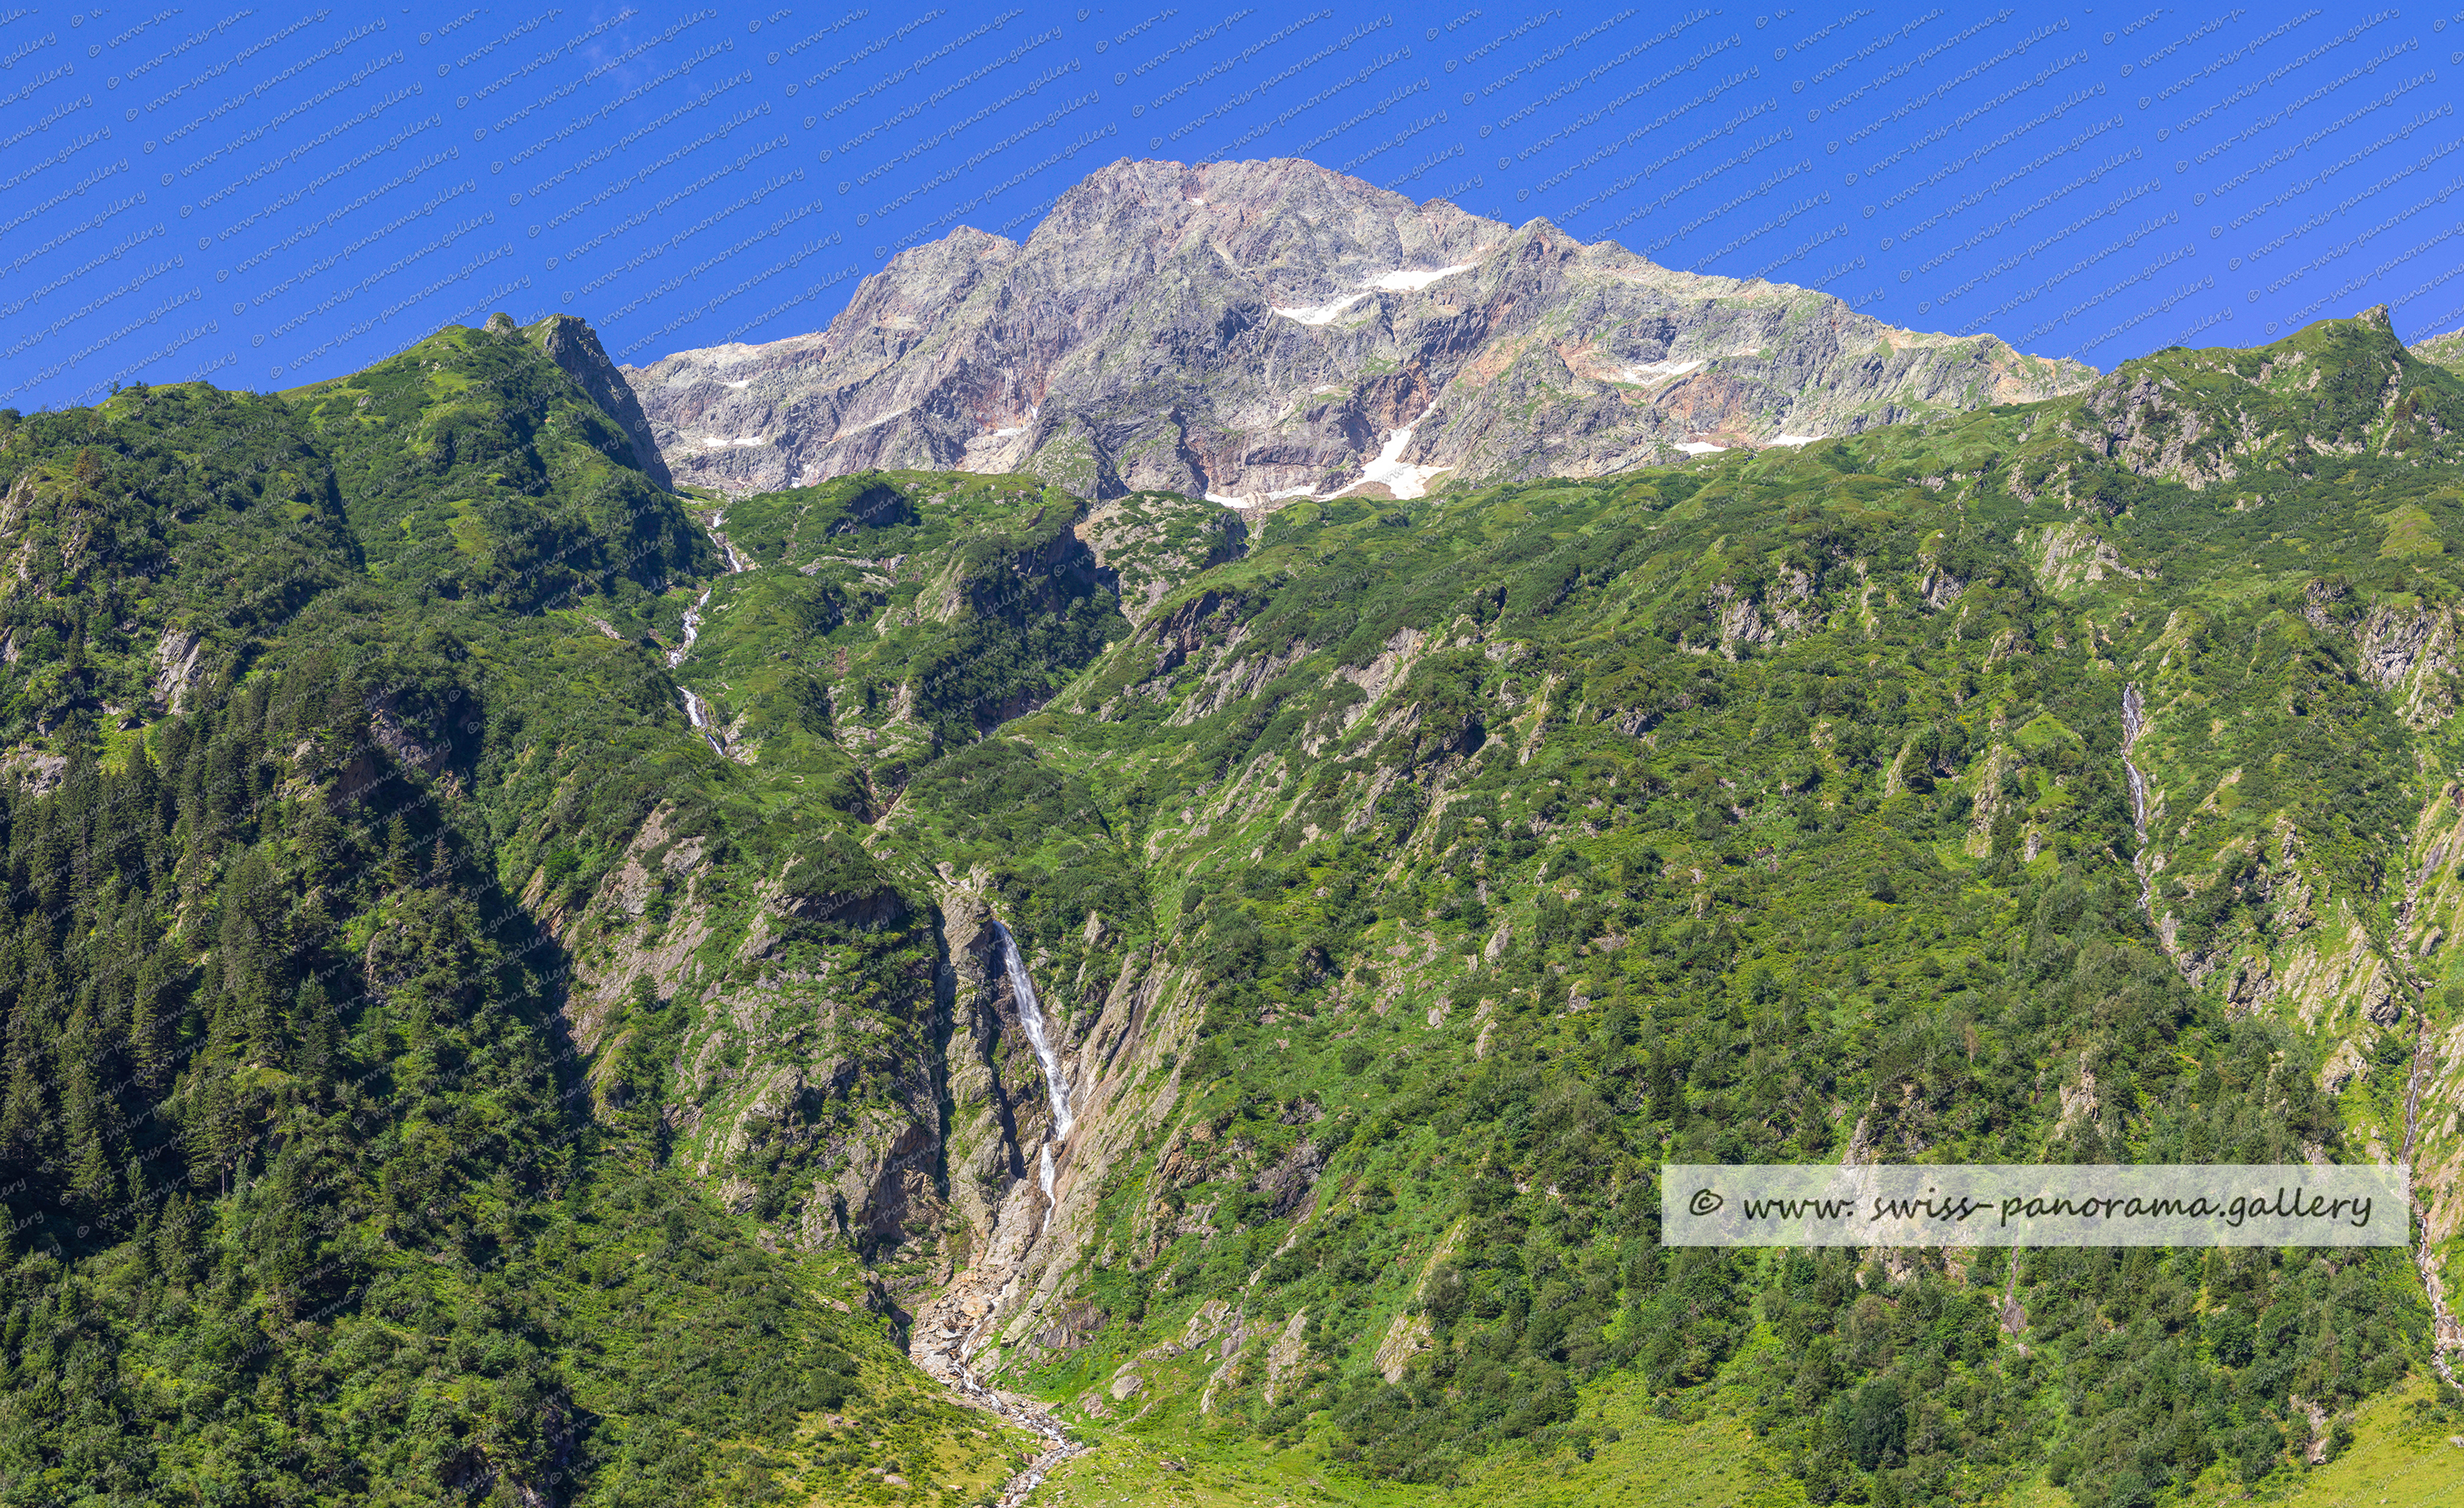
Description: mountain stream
xmin=915 ymin=924 xmax=1084 ymax=1503
xmin=670 ymin=510 xmax=745 ymax=758
xmin=2121 ymin=684 xmax=2157 ymax=931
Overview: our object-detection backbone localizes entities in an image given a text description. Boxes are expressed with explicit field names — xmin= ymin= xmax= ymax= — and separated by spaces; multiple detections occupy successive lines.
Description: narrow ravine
xmin=996 ymin=919 xmax=1075 ymax=1196
xmin=917 ymin=1353 xmax=1081 ymax=1508
xmin=2401 ymin=1006 xmax=2462 ymax=1387
xmin=2122 ymin=682 xmax=2464 ymax=1385
xmin=2118 ymin=683 xmax=2186 ymax=975
xmin=670 ymin=509 xmax=746 ymax=758
xmin=914 ymin=922 xmax=1084 ymax=1505
xmin=2120 ymin=684 xmax=2156 ymax=924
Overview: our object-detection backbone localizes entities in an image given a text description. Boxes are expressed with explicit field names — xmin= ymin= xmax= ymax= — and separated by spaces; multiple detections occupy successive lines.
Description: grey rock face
xmin=623 ymin=157 xmax=2097 ymax=505
xmin=2415 ymin=326 xmax=2464 ymax=376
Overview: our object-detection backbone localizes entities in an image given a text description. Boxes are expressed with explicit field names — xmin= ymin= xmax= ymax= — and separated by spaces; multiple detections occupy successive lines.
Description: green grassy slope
xmin=836 ymin=309 xmax=2464 ymax=1508
xmin=2 ymin=307 xmax=2462 ymax=1507
xmin=0 ymin=320 xmax=1025 ymax=1506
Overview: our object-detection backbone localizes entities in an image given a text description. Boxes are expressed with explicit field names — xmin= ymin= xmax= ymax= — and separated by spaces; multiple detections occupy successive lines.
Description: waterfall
xmin=896 ymin=921 xmax=1089 ymax=1501
xmin=672 ymin=509 xmax=748 ymax=755
xmin=710 ymin=509 xmax=754 ymax=573
xmin=2120 ymin=683 xmax=2181 ymax=970
xmin=2121 ymin=683 xmax=2156 ymax=928
xmin=994 ymin=920 xmax=1073 ymax=1143
xmin=668 ymin=586 xmax=714 ymax=668
xmin=2121 ymin=683 xmax=2149 ymax=844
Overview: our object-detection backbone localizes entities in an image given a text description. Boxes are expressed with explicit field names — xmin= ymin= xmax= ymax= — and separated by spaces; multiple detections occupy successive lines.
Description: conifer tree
xmin=292 ymin=974 xmax=337 ymax=1084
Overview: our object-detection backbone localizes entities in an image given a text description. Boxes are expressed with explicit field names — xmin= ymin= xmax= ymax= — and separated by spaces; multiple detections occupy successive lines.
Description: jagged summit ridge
xmin=622 ymin=157 xmax=2098 ymax=502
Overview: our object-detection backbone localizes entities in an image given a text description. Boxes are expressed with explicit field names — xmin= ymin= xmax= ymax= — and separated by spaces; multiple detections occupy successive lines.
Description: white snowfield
xmin=700 ymin=434 xmax=767 ymax=448
xmin=1205 ymin=491 xmax=1254 ymax=508
xmin=1618 ymin=358 xmax=1705 ymax=383
xmin=1269 ymin=265 xmax=1474 ymax=324
xmin=829 ymin=408 xmax=909 ymax=442
xmin=1674 ymin=440 xmax=1729 ymax=454
xmin=1270 ymin=292 xmax=1372 ymax=325
xmin=1356 ymin=413 xmax=1449 ymax=500
xmin=1366 ymin=263 xmax=1474 ymax=290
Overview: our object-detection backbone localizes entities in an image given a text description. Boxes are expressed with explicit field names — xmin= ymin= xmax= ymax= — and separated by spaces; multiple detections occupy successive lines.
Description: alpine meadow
xmin=3 ymin=284 xmax=2464 ymax=1508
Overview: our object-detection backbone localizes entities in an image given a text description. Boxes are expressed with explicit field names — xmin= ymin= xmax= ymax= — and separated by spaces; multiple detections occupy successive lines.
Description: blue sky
xmin=2 ymin=0 xmax=2457 ymax=410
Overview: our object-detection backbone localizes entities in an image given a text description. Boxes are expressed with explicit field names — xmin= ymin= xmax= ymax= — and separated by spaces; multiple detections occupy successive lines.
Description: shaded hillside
xmin=0 ymin=321 xmax=1026 ymax=1506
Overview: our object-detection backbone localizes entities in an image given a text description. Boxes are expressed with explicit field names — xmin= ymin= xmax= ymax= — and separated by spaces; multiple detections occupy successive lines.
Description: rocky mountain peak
xmin=622 ymin=156 xmax=2098 ymax=503
xmin=529 ymin=313 xmax=675 ymax=489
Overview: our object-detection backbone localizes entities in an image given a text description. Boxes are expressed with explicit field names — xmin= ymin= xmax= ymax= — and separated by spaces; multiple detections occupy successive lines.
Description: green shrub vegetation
xmin=0 ymin=307 xmax=2457 ymax=1506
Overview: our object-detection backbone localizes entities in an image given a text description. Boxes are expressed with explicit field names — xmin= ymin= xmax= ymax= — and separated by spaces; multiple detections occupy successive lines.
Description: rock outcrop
xmin=624 ymin=157 xmax=2095 ymax=505
xmin=530 ymin=312 xmax=676 ymax=489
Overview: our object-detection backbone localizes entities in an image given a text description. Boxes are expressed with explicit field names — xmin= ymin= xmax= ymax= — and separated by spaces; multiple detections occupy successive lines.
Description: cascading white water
xmin=2121 ymin=683 xmax=2158 ymax=929
xmin=672 ymin=510 xmax=748 ymax=754
xmin=710 ymin=509 xmax=754 ymax=573
xmin=667 ymin=586 xmax=714 ymax=669
xmin=2120 ymin=683 xmax=2198 ymax=980
xmin=993 ymin=919 xmax=1073 ymax=1143
xmin=898 ymin=921 xmax=1089 ymax=1504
